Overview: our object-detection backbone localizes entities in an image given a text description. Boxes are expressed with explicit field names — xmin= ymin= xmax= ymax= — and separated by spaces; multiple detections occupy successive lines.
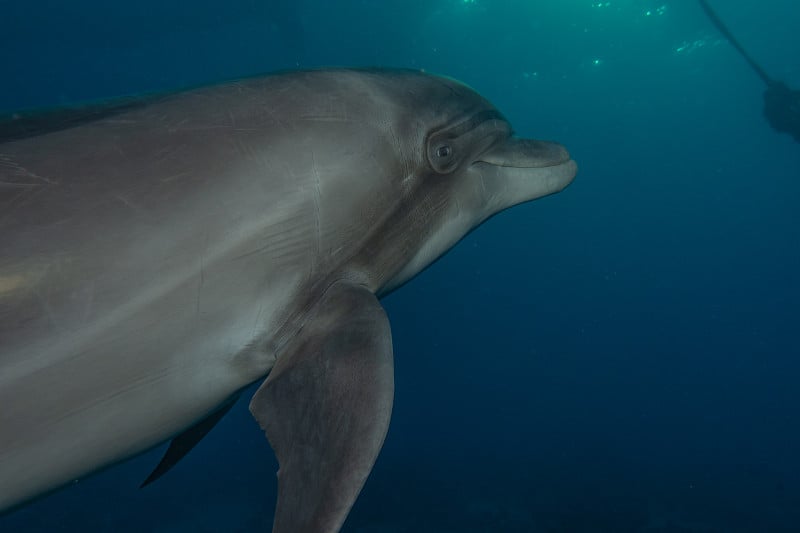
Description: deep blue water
xmin=2 ymin=1 xmax=799 ymax=531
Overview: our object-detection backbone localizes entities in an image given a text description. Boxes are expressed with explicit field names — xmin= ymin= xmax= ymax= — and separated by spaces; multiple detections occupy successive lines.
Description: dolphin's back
xmin=0 ymin=95 xmax=157 ymax=144
xmin=0 ymin=79 xmax=315 ymax=365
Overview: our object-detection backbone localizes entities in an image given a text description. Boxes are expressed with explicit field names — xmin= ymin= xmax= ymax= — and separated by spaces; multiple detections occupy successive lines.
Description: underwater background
xmin=2 ymin=0 xmax=799 ymax=531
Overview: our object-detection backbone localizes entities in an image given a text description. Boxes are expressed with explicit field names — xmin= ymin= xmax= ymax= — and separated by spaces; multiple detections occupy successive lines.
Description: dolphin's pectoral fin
xmin=140 ymin=394 xmax=240 ymax=488
xmin=249 ymin=281 xmax=394 ymax=533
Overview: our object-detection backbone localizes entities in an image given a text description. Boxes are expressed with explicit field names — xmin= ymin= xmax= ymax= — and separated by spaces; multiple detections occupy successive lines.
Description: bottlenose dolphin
xmin=0 ymin=68 xmax=576 ymax=532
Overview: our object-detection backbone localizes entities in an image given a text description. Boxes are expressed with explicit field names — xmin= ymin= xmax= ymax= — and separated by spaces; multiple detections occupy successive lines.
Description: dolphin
xmin=0 ymin=68 xmax=576 ymax=532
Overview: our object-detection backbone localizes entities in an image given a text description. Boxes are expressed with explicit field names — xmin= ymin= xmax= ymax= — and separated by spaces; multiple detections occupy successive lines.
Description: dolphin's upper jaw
xmin=476 ymin=137 xmax=572 ymax=168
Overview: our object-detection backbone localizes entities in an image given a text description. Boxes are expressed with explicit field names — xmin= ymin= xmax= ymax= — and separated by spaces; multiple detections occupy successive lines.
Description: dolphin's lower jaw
xmin=473 ymin=135 xmax=576 ymax=209
xmin=545 ymin=158 xmax=578 ymax=193
xmin=476 ymin=158 xmax=577 ymax=213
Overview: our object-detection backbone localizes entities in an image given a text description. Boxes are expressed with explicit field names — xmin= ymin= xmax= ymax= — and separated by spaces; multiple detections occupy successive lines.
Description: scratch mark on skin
xmin=252 ymin=302 xmax=265 ymax=339
xmin=388 ymin=125 xmax=413 ymax=189
xmin=196 ymin=232 xmax=209 ymax=316
xmin=298 ymin=115 xmax=357 ymax=124
xmin=20 ymin=167 xmax=58 ymax=185
xmin=0 ymin=155 xmax=57 ymax=185
xmin=114 ymin=194 xmax=136 ymax=210
xmin=311 ymin=150 xmax=322 ymax=269
xmin=0 ymin=181 xmax=37 ymax=189
xmin=477 ymin=168 xmax=489 ymax=203
xmin=159 ymin=171 xmax=192 ymax=184
xmin=196 ymin=264 xmax=204 ymax=316
xmin=112 ymin=194 xmax=152 ymax=220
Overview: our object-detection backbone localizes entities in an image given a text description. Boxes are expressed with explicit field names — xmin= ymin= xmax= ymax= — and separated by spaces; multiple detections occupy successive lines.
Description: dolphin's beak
xmin=475 ymin=137 xmax=577 ymax=209
xmin=478 ymin=137 xmax=572 ymax=168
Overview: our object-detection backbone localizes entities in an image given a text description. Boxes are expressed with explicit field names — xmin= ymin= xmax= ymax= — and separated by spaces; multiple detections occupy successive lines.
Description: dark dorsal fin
xmin=140 ymin=394 xmax=240 ymax=488
xmin=0 ymin=93 xmax=165 ymax=144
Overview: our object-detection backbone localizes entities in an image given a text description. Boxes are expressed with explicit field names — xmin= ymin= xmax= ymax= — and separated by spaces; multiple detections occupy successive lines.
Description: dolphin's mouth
xmin=473 ymin=136 xmax=577 ymax=205
xmin=477 ymin=137 xmax=571 ymax=169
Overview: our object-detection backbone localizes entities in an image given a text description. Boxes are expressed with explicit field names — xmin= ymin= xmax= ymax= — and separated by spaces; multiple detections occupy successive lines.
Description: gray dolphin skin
xmin=0 ymin=68 xmax=576 ymax=532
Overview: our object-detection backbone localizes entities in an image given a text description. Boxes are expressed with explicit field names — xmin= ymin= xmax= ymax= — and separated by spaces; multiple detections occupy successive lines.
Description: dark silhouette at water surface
xmin=699 ymin=0 xmax=800 ymax=142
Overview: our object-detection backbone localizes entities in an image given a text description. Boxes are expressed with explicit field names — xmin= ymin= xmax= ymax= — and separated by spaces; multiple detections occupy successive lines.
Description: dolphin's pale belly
xmin=0 ymin=96 xmax=327 ymax=510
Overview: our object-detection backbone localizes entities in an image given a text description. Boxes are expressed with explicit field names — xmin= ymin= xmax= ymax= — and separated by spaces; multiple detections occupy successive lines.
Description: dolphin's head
xmin=367 ymin=70 xmax=577 ymax=294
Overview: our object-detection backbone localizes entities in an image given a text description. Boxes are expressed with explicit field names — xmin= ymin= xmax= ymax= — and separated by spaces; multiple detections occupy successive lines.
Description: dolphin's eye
xmin=427 ymin=135 xmax=461 ymax=173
